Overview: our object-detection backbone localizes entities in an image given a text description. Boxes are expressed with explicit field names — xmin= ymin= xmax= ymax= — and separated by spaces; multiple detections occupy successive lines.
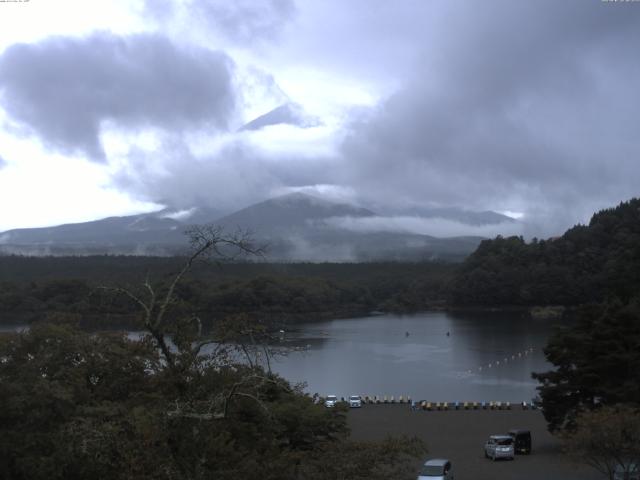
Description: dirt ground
xmin=347 ymin=404 xmax=602 ymax=480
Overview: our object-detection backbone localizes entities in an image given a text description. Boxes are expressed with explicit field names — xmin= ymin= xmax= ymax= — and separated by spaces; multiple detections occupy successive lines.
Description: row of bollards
xmin=327 ymin=396 xmax=537 ymax=410
xmin=414 ymin=400 xmax=517 ymax=410
xmin=359 ymin=395 xmax=411 ymax=404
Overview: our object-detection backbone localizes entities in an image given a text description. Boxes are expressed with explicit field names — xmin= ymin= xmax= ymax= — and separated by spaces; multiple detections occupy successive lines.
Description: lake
xmin=267 ymin=311 xmax=559 ymax=403
xmin=2 ymin=310 xmax=561 ymax=403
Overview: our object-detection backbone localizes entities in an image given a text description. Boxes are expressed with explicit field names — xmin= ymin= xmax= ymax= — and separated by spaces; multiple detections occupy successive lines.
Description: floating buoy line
xmin=456 ymin=347 xmax=537 ymax=378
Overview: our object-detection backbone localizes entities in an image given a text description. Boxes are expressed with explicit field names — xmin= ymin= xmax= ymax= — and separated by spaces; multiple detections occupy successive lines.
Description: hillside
xmin=0 ymin=192 xmax=497 ymax=261
xmin=450 ymin=198 xmax=640 ymax=306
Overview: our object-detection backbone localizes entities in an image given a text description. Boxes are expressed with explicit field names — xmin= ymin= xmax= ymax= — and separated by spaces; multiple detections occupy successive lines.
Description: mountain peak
xmin=216 ymin=193 xmax=375 ymax=233
xmin=240 ymin=103 xmax=321 ymax=132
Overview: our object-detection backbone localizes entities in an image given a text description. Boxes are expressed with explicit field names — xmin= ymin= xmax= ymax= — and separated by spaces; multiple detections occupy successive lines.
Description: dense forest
xmin=0 ymin=318 xmax=426 ymax=480
xmin=0 ymin=258 xmax=454 ymax=328
xmin=2 ymin=199 xmax=640 ymax=329
xmin=450 ymin=198 xmax=640 ymax=306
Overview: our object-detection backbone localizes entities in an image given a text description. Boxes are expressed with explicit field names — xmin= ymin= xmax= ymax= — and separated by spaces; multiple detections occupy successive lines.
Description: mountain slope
xmin=0 ymin=193 xmax=499 ymax=260
xmin=0 ymin=214 xmax=183 ymax=246
xmin=450 ymin=197 xmax=640 ymax=305
xmin=217 ymin=192 xmax=375 ymax=233
xmin=240 ymin=103 xmax=319 ymax=131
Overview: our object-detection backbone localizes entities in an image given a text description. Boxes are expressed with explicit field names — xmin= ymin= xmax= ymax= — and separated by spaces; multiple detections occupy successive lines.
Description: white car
xmin=324 ymin=395 xmax=338 ymax=407
xmin=484 ymin=435 xmax=515 ymax=461
xmin=349 ymin=395 xmax=362 ymax=408
xmin=417 ymin=458 xmax=454 ymax=480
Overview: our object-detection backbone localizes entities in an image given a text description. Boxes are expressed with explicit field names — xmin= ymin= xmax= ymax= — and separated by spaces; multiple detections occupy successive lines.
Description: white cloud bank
xmin=323 ymin=215 xmax=524 ymax=238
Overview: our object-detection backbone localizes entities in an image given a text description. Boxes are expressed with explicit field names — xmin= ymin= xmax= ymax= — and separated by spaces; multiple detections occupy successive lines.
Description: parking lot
xmin=347 ymin=405 xmax=601 ymax=480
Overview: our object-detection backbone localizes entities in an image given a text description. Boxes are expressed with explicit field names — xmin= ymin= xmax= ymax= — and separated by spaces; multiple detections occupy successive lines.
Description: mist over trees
xmin=450 ymin=198 xmax=640 ymax=307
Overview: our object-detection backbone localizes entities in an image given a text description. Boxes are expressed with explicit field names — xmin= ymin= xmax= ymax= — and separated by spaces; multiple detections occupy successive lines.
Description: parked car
xmin=349 ymin=395 xmax=362 ymax=408
xmin=484 ymin=435 xmax=515 ymax=461
xmin=508 ymin=429 xmax=531 ymax=454
xmin=324 ymin=395 xmax=338 ymax=408
xmin=417 ymin=458 xmax=454 ymax=480
xmin=614 ymin=463 xmax=639 ymax=480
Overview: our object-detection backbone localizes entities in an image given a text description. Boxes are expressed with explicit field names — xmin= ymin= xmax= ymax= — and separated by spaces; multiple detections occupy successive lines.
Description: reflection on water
xmin=269 ymin=311 xmax=560 ymax=402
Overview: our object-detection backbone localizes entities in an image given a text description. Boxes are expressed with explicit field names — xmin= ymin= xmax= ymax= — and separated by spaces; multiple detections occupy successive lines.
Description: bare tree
xmin=99 ymin=225 xmax=296 ymax=420
xmin=564 ymin=405 xmax=640 ymax=480
xmin=102 ymin=226 xmax=261 ymax=366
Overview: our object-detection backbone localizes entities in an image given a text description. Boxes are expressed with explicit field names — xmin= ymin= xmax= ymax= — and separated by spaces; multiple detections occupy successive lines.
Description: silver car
xmin=417 ymin=458 xmax=454 ymax=480
xmin=324 ymin=395 xmax=338 ymax=408
xmin=484 ymin=435 xmax=515 ymax=461
xmin=349 ymin=395 xmax=362 ymax=408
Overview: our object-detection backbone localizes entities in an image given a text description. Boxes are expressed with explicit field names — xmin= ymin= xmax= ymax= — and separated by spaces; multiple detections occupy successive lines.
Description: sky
xmin=0 ymin=0 xmax=638 ymax=237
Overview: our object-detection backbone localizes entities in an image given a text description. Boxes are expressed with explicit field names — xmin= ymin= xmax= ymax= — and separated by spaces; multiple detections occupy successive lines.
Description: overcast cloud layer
xmin=0 ymin=0 xmax=638 ymax=237
xmin=341 ymin=0 xmax=640 ymax=235
xmin=0 ymin=33 xmax=235 ymax=161
xmin=144 ymin=0 xmax=296 ymax=45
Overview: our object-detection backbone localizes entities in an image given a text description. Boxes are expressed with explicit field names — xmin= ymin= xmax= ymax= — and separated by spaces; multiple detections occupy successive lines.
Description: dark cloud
xmin=0 ymin=33 xmax=236 ymax=161
xmin=340 ymin=0 xmax=640 ymax=236
xmin=145 ymin=0 xmax=296 ymax=45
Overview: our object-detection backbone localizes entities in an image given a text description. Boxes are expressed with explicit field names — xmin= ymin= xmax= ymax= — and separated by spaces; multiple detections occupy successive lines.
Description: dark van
xmin=508 ymin=429 xmax=531 ymax=454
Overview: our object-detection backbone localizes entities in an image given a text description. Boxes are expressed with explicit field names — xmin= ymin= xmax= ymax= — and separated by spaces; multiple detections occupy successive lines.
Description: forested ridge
xmin=450 ymin=198 xmax=640 ymax=306
xmin=3 ymin=199 xmax=640 ymax=330
xmin=0 ymin=259 xmax=454 ymax=328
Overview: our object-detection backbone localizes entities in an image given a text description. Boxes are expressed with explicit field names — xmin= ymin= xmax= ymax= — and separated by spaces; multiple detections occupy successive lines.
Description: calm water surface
xmin=2 ymin=311 xmax=561 ymax=402
xmin=268 ymin=311 xmax=560 ymax=402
